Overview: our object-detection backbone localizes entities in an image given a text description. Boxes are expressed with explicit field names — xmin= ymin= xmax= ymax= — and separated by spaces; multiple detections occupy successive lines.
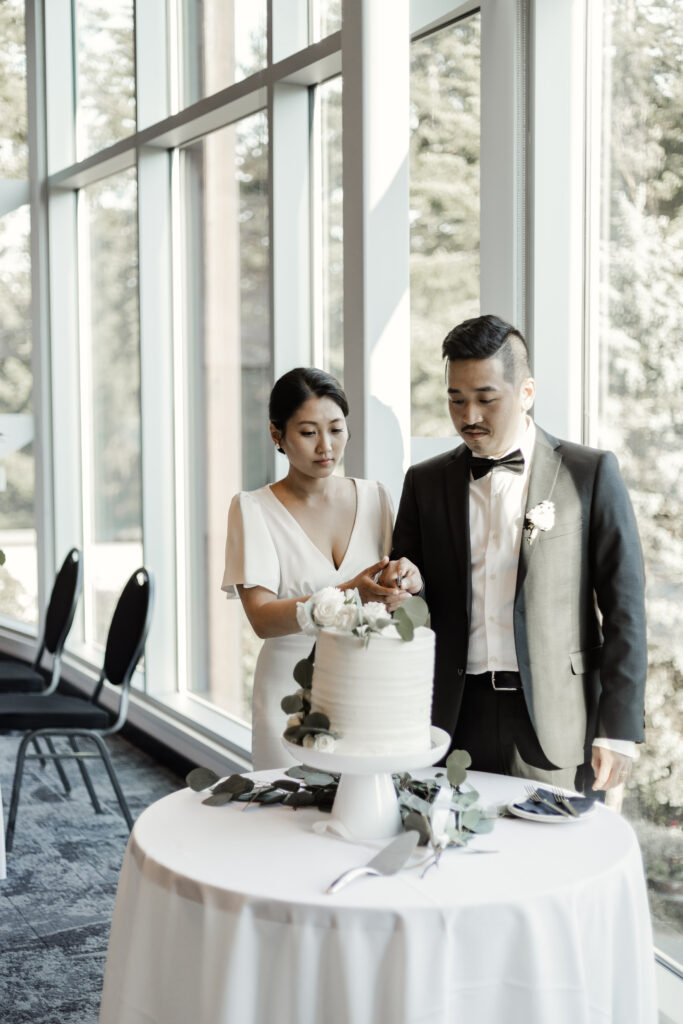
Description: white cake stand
xmin=282 ymin=726 xmax=451 ymax=841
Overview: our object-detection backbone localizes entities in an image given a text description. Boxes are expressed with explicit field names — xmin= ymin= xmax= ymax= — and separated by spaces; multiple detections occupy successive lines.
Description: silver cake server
xmin=326 ymin=829 xmax=420 ymax=894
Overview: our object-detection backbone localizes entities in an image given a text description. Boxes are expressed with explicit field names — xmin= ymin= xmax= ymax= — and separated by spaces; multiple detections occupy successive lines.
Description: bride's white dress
xmin=222 ymin=478 xmax=394 ymax=769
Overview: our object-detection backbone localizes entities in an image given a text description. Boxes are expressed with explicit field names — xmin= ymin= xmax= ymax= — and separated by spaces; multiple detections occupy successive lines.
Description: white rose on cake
xmin=311 ymin=586 xmax=346 ymax=627
xmin=302 ymin=732 xmax=336 ymax=752
xmin=361 ymin=602 xmax=388 ymax=630
xmin=334 ymin=603 xmax=360 ymax=631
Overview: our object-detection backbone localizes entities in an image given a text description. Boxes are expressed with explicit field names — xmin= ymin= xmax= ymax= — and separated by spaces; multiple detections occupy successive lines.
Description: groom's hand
xmin=591 ymin=746 xmax=632 ymax=790
xmin=378 ymin=558 xmax=423 ymax=596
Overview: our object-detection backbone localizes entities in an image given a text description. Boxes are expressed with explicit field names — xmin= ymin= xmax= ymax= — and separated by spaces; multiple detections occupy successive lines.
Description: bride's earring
xmin=276 ymin=444 xmax=284 ymax=454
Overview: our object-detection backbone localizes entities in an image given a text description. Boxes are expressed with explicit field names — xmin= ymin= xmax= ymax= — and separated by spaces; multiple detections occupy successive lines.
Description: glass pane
xmin=410 ymin=14 xmax=481 ymax=437
xmin=596 ymin=0 xmax=683 ymax=966
xmin=81 ymin=169 xmax=143 ymax=647
xmin=0 ymin=206 xmax=36 ymax=623
xmin=181 ymin=111 xmax=270 ymax=725
xmin=0 ymin=0 xmax=28 ymax=178
xmin=180 ymin=0 xmax=267 ymax=108
xmin=76 ymin=0 xmax=136 ymax=159
xmin=319 ymin=76 xmax=343 ymax=382
xmin=311 ymin=0 xmax=342 ymax=42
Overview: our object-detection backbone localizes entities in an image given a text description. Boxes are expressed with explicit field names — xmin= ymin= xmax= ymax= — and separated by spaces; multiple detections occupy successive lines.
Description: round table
xmin=98 ymin=770 xmax=657 ymax=1024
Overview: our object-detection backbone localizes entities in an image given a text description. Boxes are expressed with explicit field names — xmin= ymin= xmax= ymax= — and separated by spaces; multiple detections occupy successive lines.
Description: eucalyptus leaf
xmin=273 ymin=779 xmax=302 ymax=793
xmin=281 ymin=693 xmax=304 ymax=714
xmin=296 ymin=770 xmax=337 ymax=786
xmin=212 ymin=775 xmax=255 ymax=796
xmin=399 ymin=595 xmax=429 ymax=628
xmin=399 ymin=792 xmax=433 ymax=816
xmin=257 ymin=789 xmax=288 ymax=805
xmin=293 ymin=659 xmax=313 ymax=689
xmin=285 ymin=789 xmax=317 ymax=808
xmin=392 ymin=609 xmax=415 ymax=642
xmin=202 ymin=791 xmax=235 ymax=806
xmin=302 ymin=711 xmax=330 ymax=730
xmin=461 ymin=808 xmax=483 ymax=831
xmin=186 ymin=767 xmax=220 ymax=791
xmin=284 ymin=725 xmax=304 ymax=742
xmin=469 ymin=816 xmax=495 ymax=834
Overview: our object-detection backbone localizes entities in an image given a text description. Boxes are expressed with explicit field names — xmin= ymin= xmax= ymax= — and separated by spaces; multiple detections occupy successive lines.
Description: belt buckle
xmin=490 ymin=670 xmax=517 ymax=692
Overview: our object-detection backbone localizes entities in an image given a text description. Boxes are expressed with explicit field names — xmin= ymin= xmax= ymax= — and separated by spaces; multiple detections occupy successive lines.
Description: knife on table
xmin=326 ymin=830 xmax=420 ymax=894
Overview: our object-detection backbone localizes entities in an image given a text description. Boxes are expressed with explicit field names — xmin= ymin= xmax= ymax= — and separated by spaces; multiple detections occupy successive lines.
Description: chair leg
xmin=31 ymin=736 xmax=47 ymax=769
xmin=68 ymin=736 xmax=103 ymax=814
xmin=6 ymin=733 xmax=33 ymax=852
xmin=44 ymin=736 xmax=71 ymax=795
xmin=90 ymin=735 xmax=134 ymax=830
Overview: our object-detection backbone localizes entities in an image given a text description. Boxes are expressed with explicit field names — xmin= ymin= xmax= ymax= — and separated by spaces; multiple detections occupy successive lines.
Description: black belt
xmin=467 ymin=670 xmax=522 ymax=692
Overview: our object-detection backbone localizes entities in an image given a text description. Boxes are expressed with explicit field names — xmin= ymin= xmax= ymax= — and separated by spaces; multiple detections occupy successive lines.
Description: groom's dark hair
xmin=442 ymin=314 xmax=531 ymax=386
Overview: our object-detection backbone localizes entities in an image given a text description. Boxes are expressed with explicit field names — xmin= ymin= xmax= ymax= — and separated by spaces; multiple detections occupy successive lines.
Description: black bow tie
xmin=469 ymin=449 xmax=525 ymax=480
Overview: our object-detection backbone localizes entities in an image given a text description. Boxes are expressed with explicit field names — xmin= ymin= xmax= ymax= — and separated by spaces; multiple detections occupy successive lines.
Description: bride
xmin=222 ymin=367 xmax=409 ymax=769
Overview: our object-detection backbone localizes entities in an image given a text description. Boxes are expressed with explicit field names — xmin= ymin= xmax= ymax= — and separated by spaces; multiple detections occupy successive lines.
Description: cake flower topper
xmin=524 ymin=500 xmax=555 ymax=544
xmin=284 ymin=587 xmax=430 ymax=751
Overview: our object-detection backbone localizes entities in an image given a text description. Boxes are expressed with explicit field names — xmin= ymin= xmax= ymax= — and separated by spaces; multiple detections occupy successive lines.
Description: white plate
xmin=507 ymin=802 xmax=595 ymax=824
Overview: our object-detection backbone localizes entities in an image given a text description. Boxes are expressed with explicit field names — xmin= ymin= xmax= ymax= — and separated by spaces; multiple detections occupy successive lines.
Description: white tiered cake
xmin=310 ymin=625 xmax=435 ymax=756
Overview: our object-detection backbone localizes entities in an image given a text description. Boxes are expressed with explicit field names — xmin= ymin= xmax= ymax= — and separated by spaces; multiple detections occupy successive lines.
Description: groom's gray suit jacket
xmin=391 ymin=426 xmax=647 ymax=768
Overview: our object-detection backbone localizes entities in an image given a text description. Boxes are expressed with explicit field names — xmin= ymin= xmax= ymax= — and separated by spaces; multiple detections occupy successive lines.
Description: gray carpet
xmin=0 ymin=731 xmax=185 ymax=1024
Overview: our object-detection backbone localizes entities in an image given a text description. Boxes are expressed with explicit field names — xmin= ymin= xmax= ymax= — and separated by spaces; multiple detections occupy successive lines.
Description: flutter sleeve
xmin=221 ymin=492 xmax=281 ymax=598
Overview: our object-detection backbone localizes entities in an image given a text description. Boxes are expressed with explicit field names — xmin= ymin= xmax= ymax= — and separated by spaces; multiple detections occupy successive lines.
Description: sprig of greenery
xmin=185 ymin=748 xmax=494 ymax=863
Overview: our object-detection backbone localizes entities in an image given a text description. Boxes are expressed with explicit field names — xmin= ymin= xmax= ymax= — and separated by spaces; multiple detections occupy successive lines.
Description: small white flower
xmin=296 ymin=599 xmax=318 ymax=636
xmin=302 ymin=734 xmax=316 ymax=749
xmin=334 ymin=603 xmax=360 ymax=631
xmin=311 ymin=587 xmax=346 ymax=627
xmin=286 ymin=714 xmax=304 ymax=729
xmin=312 ymin=733 xmax=336 ymax=753
xmin=361 ymin=601 xmax=388 ymax=630
xmin=525 ymin=500 xmax=555 ymax=544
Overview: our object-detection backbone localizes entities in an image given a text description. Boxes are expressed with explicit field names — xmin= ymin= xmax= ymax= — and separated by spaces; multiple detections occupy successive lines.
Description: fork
xmin=524 ymin=785 xmax=571 ymax=818
xmin=551 ymin=787 xmax=580 ymax=818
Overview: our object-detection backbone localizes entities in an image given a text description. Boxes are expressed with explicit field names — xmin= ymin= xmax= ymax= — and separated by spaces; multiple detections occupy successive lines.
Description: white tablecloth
xmin=99 ymin=771 xmax=657 ymax=1024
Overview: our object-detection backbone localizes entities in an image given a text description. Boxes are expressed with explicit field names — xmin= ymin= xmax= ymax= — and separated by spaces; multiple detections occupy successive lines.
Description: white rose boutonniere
xmin=525 ymin=500 xmax=555 ymax=544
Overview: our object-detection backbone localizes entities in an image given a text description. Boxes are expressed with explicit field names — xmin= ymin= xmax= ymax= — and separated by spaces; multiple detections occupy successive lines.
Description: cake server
xmin=326 ymin=829 xmax=420 ymax=894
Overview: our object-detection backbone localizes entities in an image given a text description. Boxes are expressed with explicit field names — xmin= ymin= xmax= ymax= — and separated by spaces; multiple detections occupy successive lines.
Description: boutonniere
xmin=525 ymin=500 xmax=555 ymax=544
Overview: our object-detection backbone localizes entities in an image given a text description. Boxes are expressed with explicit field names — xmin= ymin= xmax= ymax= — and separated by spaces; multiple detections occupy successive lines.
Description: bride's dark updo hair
xmin=269 ymin=367 xmax=349 ymax=436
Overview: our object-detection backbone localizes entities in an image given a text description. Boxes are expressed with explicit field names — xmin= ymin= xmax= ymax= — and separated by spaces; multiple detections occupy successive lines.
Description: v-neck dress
xmin=222 ymin=478 xmax=394 ymax=769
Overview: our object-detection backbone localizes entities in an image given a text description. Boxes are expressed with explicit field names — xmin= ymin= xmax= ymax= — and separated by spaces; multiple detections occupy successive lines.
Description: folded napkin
xmin=514 ymin=787 xmax=598 ymax=817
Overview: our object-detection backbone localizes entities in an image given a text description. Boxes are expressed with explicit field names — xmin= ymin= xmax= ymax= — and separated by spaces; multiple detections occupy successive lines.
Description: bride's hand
xmin=342 ymin=557 xmax=398 ymax=606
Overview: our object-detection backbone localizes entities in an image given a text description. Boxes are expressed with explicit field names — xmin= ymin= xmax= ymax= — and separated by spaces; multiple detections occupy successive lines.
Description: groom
xmin=383 ymin=315 xmax=647 ymax=791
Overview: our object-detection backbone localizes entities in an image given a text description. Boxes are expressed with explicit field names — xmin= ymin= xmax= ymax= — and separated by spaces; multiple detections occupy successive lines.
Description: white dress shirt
xmin=465 ymin=417 xmax=633 ymax=759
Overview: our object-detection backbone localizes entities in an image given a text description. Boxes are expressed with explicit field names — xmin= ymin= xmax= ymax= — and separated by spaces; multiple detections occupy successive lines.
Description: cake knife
xmin=326 ymin=829 xmax=420 ymax=894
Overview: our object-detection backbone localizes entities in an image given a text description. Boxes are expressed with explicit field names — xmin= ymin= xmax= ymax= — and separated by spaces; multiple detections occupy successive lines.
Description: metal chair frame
xmin=3 ymin=568 xmax=153 ymax=852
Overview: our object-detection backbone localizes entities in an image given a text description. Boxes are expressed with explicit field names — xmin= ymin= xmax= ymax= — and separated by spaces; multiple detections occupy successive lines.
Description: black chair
xmin=0 ymin=567 xmax=154 ymax=852
xmin=0 ymin=547 xmax=83 ymax=695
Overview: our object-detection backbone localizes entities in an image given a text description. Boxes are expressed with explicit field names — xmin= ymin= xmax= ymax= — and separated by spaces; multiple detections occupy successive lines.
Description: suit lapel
xmin=516 ymin=428 xmax=562 ymax=597
xmin=444 ymin=445 xmax=472 ymax=617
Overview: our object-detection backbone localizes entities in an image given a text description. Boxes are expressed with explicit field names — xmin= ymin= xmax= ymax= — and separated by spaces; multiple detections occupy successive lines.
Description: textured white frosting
xmin=310 ymin=626 xmax=435 ymax=756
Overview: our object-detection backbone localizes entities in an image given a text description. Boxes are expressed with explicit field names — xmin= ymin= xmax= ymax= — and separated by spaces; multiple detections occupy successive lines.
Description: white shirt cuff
xmin=592 ymin=737 xmax=636 ymax=758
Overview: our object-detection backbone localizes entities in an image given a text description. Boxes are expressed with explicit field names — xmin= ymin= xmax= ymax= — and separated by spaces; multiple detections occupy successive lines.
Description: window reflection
xmin=181 ymin=111 xmax=270 ymax=725
xmin=179 ymin=0 xmax=267 ymax=108
xmin=81 ymin=169 xmax=142 ymax=646
xmin=75 ymin=0 xmax=135 ymax=159
xmin=0 ymin=206 xmax=36 ymax=623
xmin=595 ymin=0 xmax=683 ymax=966
xmin=410 ymin=14 xmax=481 ymax=437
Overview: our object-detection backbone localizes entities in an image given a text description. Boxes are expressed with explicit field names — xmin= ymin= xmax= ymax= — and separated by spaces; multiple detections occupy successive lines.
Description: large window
xmin=180 ymin=111 xmax=270 ymax=724
xmin=179 ymin=0 xmax=267 ymax=108
xmin=80 ymin=169 xmax=142 ymax=647
xmin=316 ymin=76 xmax=343 ymax=381
xmin=592 ymin=0 xmax=683 ymax=966
xmin=0 ymin=206 xmax=35 ymax=625
xmin=409 ymin=13 xmax=481 ymax=437
xmin=75 ymin=0 xmax=135 ymax=159
xmin=0 ymin=0 xmax=35 ymax=624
